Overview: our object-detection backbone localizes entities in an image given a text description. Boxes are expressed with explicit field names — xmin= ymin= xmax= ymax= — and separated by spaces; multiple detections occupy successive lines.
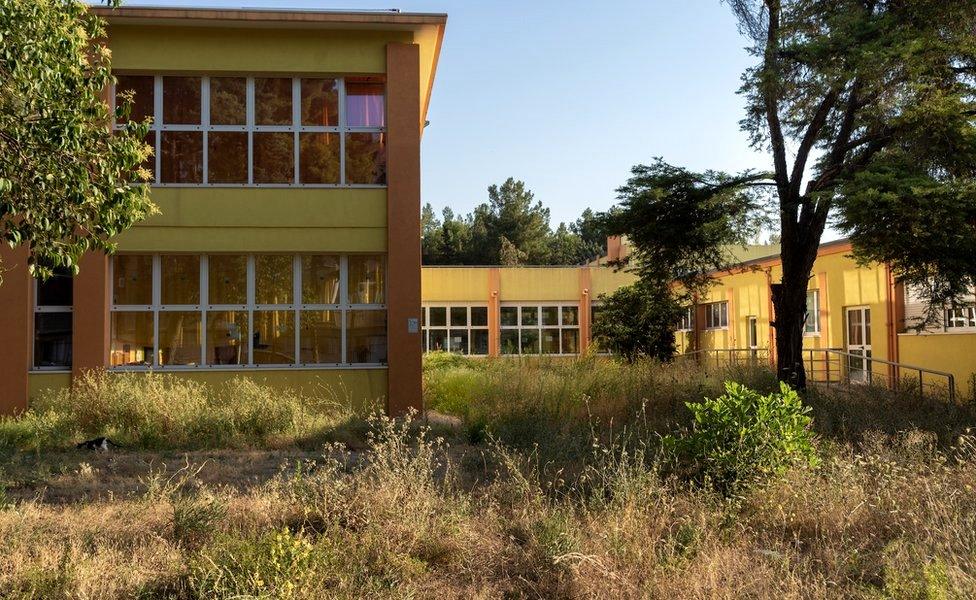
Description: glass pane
xmin=253 ymin=132 xmax=294 ymax=184
xmin=300 ymin=78 xmax=339 ymax=126
xmin=347 ymin=310 xmax=387 ymax=364
xmin=163 ymin=76 xmax=201 ymax=125
xmin=208 ymin=132 xmax=248 ymax=184
xmin=110 ymin=311 xmax=154 ymax=367
xmin=541 ymin=306 xmax=559 ymax=326
xmin=161 ymin=131 xmax=203 ymax=184
xmin=160 ymin=255 xmax=199 ymax=305
xmin=210 ymin=77 xmax=246 ymax=125
xmin=115 ymin=75 xmax=154 ymax=123
xmin=561 ymin=329 xmax=579 ymax=354
xmin=113 ymin=255 xmax=153 ymax=305
xmin=207 ymin=310 xmax=247 ymax=365
xmin=300 ymin=310 xmax=341 ymax=364
xmin=253 ymin=310 xmax=295 ymax=365
xmin=470 ymin=306 xmax=488 ymax=327
xmin=255 ymin=255 xmax=293 ymax=305
xmin=428 ymin=329 xmax=447 ymax=352
xmin=299 ymin=133 xmax=339 ymax=184
xmin=448 ymin=330 xmax=469 ymax=354
xmin=520 ymin=329 xmax=540 ymax=354
xmin=345 ymin=132 xmax=386 ymax=185
xmin=500 ymin=307 xmax=518 ymax=327
xmin=501 ymin=330 xmax=519 ymax=355
xmin=301 ymin=255 xmax=340 ymax=305
xmin=345 ymin=78 xmax=385 ymax=127
xmin=159 ymin=311 xmax=201 ymax=366
xmin=348 ymin=255 xmax=385 ymax=304
xmin=864 ymin=310 xmax=872 ymax=345
xmin=255 ymin=77 xmax=292 ymax=125
xmin=37 ymin=273 xmax=72 ymax=306
xmin=541 ymin=328 xmax=560 ymax=354
xmin=450 ymin=307 xmax=467 ymax=327
xmin=34 ymin=313 xmax=72 ymax=368
xmin=471 ymin=329 xmax=489 ymax=355
xmin=208 ymin=255 xmax=247 ymax=305
xmin=562 ymin=306 xmax=579 ymax=326
xmin=521 ymin=307 xmax=539 ymax=326
xmin=428 ymin=307 xmax=446 ymax=327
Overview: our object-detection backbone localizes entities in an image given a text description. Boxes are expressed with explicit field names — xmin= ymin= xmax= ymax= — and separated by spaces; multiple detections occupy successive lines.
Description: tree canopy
xmin=0 ymin=0 xmax=155 ymax=280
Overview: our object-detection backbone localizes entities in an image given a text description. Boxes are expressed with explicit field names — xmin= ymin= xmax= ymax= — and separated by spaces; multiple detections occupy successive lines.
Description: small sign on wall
xmin=407 ymin=317 xmax=419 ymax=333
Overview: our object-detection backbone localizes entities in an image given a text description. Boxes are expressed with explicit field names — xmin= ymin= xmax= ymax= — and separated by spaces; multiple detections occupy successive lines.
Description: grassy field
xmin=1 ymin=356 xmax=975 ymax=598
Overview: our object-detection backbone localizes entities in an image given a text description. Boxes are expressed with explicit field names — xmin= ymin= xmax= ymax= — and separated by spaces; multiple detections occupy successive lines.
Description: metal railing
xmin=679 ymin=347 xmax=956 ymax=402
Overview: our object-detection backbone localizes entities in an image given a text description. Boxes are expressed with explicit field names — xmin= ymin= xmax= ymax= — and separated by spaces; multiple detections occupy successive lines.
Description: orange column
xmin=817 ymin=272 xmax=830 ymax=349
xmin=385 ymin=42 xmax=423 ymax=416
xmin=578 ymin=267 xmax=592 ymax=353
xmin=73 ymin=251 xmax=111 ymax=380
xmin=0 ymin=246 xmax=32 ymax=415
xmin=488 ymin=268 xmax=500 ymax=357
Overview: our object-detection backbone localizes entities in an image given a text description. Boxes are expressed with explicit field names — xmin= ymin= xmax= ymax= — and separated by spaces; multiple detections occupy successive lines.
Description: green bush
xmin=666 ymin=381 xmax=819 ymax=494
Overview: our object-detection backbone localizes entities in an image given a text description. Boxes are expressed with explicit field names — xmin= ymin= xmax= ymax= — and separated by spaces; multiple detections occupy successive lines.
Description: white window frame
xmin=112 ymin=75 xmax=386 ymax=188
xmin=499 ymin=303 xmax=581 ymax=355
xmin=804 ymin=289 xmax=821 ymax=335
xmin=676 ymin=306 xmax=694 ymax=332
xmin=421 ymin=304 xmax=490 ymax=355
xmin=704 ymin=301 xmax=728 ymax=330
xmin=945 ymin=305 xmax=976 ymax=330
xmin=32 ymin=276 xmax=73 ymax=372
xmin=109 ymin=253 xmax=386 ymax=370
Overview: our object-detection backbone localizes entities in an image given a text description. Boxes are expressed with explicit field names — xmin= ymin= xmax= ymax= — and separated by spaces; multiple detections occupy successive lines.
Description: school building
xmin=0 ymin=6 xmax=447 ymax=415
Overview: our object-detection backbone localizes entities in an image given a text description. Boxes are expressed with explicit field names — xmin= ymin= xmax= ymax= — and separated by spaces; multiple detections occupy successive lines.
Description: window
xmin=422 ymin=305 xmax=489 ymax=355
xmin=110 ymin=254 xmax=386 ymax=368
xmin=500 ymin=304 xmax=581 ymax=355
xmin=705 ymin=302 xmax=728 ymax=329
xmin=33 ymin=272 xmax=73 ymax=369
xmin=946 ymin=306 xmax=976 ymax=329
xmin=113 ymin=75 xmax=386 ymax=186
xmin=804 ymin=290 xmax=821 ymax=334
xmin=676 ymin=307 xmax=694 ymax=331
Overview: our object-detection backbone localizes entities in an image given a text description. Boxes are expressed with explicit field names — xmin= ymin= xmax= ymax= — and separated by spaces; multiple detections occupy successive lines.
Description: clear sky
xmin=119 ymin=0 xmax=773 ymax=228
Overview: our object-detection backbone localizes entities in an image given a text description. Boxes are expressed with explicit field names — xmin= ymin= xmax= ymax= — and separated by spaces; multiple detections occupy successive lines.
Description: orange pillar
xmin=817 ymin=272 xmax=830 ymax=348
xmin=487 ymin=267 xmax=500 ymax=357
xmin=578 ymin=267 xmax=592 ymax=353
xmin=0 ymin=246 xmax=32 ymax=415
xmin=385 ymin=42 xmax=423 ymax=416
xmin=73 ymin=251 xmax=111 ymax=381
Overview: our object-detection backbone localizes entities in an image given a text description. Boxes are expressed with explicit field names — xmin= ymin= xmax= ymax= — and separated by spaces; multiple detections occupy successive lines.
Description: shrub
xmin=666 ymin=381 xmax=819 ymax=493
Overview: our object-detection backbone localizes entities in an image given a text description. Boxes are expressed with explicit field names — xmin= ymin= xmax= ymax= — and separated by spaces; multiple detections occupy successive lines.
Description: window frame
xmin=945 ymin=305 xmax=976 ymax=331
xmin=704 ymin=301 xmax=728 ymax=330
xmin=421 ymin=304 xmax=490 ymax=356
xmin=499 ymin=303 xmax=581 ymax=356
xmin=676 ymin=306 xmax=694 ymax=332
xmin=109 ymin=253 xmax=387 ymax=370
xmin=32 ymin=276 xmax=73 ymax=372
xmin=112 ymin=75 xmax=385 ymax=189
xmin=804 ymin=289 xmax=821 ymax=336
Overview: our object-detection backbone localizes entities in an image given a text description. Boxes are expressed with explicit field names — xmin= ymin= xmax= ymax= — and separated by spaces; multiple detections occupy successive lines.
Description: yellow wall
xmin=590 ymin=268 xmax=638 ymax=297
xmin=29 ymin=369 xmax=386 ymax=412
xmin=498 ymin=268 xmax=579 ymax=302
xmin=421 ymin=268 xmax=490 ymax=302
xmin=899 ymin=334 xmax=976 ymax=398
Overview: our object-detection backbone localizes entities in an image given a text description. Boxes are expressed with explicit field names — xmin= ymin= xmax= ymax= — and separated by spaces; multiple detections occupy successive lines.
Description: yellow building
xmin=0 ymin=6 xmax=447 ymax=415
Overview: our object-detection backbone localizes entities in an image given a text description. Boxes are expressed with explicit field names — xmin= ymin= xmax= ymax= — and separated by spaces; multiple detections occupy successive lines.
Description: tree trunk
xmin=772 ymin=240 xmax=819 ymax=390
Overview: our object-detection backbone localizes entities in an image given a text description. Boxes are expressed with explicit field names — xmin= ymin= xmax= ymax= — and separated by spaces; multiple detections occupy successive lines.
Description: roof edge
xmin=90 ymin=6 xmax=448 ymax=27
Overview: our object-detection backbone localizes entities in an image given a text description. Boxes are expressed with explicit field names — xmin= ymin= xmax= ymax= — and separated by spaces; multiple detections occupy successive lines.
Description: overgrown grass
xmin=0 ymin=371 xmax=377 ymax=452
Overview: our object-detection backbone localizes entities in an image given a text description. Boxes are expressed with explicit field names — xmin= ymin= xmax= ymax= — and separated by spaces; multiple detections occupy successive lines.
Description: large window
xmin=33 ymin=272 xmax=73 ymax=369
xmin=704 ymin=301 xmax=728 ymax=329
xmin=804 ymin=290 xmax=821 ymax=335
xmin=422 ymin=305 xmax=489 ymax=355
xmin=500 ymin=304 xmax=580 ymax=355
xmin=114 ymin=75 xmax=386 ymax=186
xmin=946 ymin=306 xmax=976 ymax=330
xmin=110 ymin=254 xmax=386 ymax=368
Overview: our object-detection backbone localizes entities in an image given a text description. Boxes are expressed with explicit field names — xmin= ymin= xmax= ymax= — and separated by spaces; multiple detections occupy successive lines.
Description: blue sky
xmin=120 ymin=0 xmax=772 ymax=228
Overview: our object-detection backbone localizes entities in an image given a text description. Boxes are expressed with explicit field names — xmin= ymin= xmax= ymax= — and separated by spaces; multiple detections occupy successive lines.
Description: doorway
xmin=845 ymin=306 xmax=872 ymax=384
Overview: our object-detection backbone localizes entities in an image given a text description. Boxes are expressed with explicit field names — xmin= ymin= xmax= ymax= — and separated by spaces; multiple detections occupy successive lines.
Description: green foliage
xmin=0 ymin=0 xmax=156 ymax=279
xmin=591 ymin=282 xmax=683 ymax=362
xmin=665 ymin=381 xmax=819 ymax=494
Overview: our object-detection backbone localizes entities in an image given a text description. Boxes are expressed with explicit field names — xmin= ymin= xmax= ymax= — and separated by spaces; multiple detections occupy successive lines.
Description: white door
xmin=747 ymin=316 xmax=758 ymax=360
xmin=846 ymin=307 xmax=872 ymax=384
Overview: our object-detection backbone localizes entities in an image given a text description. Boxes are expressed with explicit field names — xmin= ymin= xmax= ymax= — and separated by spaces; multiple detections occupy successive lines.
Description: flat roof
xmin=90 ymin=5 xmax=447 ymax=28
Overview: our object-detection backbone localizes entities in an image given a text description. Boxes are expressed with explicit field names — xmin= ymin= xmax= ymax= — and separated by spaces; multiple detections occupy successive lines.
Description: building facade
xmin=0 ymin=6 xmax=446 ymax=415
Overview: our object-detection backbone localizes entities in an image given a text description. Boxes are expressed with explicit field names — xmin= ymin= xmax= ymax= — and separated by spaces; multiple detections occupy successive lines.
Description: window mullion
xmin=247 ymin=254 xmax=255 ymax=366
xmin=340 ymin=255 xmax=348 ymax=364
xmin=201 ymin=255 xmax=208 ymax=367
xmin=247 ymin=77 xmax=254 ymax=185
xmin=293 ymin=254 xmax=301 ymax=366
xmin=152 ymin=254 xmax=161 ymax=367
xmin=292 ymin=78 xmax=300 ymax=186
xmin=338 ymin=77 xmax=346 ymax=185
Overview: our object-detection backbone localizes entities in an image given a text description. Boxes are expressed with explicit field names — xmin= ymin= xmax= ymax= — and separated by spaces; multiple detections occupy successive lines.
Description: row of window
xmin=109 ymin=254 xmax=386 ymax=369
xmin=114 ymin=75 xmax=386 ymax=186
xmin=676 ymin=291 xmax=822 ymax=334
xmin=421 ymin=304 xmax=582 ymax=355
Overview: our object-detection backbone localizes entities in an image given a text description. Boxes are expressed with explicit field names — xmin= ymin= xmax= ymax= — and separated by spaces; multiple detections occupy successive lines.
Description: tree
xmin=0 ymin=0 xmax=154 ymax=281
xmin=468 ymin=178 xmax=552 ymax=264
xmin=591 ymin=282 xmax=683 ymax=363
xmin=608 ymin=0 xmax=976 ymax=388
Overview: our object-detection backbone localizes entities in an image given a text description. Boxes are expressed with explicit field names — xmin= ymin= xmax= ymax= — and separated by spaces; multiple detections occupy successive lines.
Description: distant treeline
xmin=422 ymin=178 xmax=608 ymax=266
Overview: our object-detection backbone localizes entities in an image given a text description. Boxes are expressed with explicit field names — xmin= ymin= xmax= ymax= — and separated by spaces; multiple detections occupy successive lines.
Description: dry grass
xmin=0 ymin=358 xmax=974 ymax=598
